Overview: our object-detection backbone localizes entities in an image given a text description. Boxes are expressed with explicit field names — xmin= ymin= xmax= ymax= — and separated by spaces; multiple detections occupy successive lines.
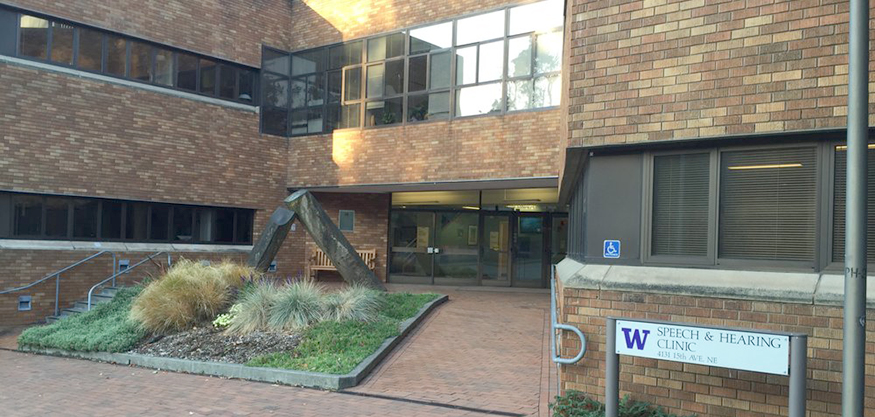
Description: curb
xmin=19 ymin=294 xmax=449 ymax=390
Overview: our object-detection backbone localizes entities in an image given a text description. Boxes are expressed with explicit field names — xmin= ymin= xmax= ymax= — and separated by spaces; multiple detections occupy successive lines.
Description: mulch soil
xmin=131 ymin=326 xmax=300 ymax=364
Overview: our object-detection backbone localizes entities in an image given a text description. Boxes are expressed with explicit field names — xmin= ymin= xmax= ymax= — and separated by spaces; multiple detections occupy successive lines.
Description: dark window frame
xmin=7 ymin=6 xmax=258 ymax=105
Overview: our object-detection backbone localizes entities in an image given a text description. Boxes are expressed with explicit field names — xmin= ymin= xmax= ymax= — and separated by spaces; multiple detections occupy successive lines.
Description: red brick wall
xmin=288 ymin=110 xmax=562 ymax=188
xmin=566 ymin=0 xmax=875 ymax=148
xmin=0 ymin=250 xmax=248 ymax=325
xmin=5 ymin=0 xmax=295 ymax=66
xmin=559 ymin=287 xmax=875 ymax=417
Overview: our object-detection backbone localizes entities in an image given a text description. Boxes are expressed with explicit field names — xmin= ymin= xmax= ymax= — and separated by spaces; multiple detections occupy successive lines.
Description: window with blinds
xmin=651 ymin=153 xmax=711 ymax=257
xmin=832 ymin=145 xmax=875 ymax=263
xmin=718 ymin=147 xmax=817 ymax=262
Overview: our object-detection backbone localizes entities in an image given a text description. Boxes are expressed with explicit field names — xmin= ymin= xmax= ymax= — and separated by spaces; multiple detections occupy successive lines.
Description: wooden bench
xmin=307 ymin=247 xmax=376 ymax=279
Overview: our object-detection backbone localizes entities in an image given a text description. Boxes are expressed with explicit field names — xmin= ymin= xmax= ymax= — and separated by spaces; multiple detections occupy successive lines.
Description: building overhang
xmin=288 ymin=176 xmax=559 ymax=194
xmin=557 ymin=127 xmax=864 ymax=207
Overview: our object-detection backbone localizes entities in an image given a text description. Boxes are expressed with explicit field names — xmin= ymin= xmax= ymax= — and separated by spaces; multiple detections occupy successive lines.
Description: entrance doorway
xmin=389 ymin=210 xmax=567 ymax=287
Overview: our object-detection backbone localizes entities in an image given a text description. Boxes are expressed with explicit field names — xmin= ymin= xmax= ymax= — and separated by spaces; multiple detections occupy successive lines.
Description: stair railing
xmin=0 ymin=251 xmax=117 ymax=317
xmin=87 ymin=252 xmax=165 ymax=310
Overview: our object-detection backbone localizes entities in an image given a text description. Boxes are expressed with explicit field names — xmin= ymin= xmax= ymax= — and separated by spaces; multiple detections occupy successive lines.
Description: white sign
xmin=603 ymin=240 xmax=620 ymax=258
xmin=615 ymin=319 xmax=790 ymax=375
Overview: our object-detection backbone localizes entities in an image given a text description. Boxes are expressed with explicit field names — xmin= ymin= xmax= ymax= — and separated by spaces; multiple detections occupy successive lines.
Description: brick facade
xmin=288 ymin=110 xmax=561 ymax=188
xmin=566 ymin=0 xmax=875 ymax=148
xmin=559 ymin=286 xmax=875 ymax=417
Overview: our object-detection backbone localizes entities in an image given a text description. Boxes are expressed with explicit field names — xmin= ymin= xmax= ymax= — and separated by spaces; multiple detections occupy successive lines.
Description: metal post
xmin=54 ymin=274 xmax=60 ymax=317
xmin=789 ymin=335 xmax=807 ymax=417
xmin=843 ymin=0 xmax=869 ymax=415
xmin=111 ymin=254 xmax=117 ymax=287
xmin=605 ymin=318 xmax=619 ymax=417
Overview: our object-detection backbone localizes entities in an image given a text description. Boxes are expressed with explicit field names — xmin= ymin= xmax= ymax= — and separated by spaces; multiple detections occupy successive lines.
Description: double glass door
xmin=390 ymin=210 xmax=566 ymax=287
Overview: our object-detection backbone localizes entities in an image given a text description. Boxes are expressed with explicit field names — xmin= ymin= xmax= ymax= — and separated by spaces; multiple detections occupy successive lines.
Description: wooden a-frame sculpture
xmin=246 ymin=189 xmax=386 ymax=291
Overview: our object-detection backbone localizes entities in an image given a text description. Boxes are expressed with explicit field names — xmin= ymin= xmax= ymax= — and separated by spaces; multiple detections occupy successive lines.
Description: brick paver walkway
xmin=0 ymin=285 xmax=555 ymax=416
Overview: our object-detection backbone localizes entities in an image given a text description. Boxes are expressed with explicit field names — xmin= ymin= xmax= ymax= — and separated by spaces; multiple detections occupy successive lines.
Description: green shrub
xmin=130 ymin=259 xmax=255 ymax=333
xmin=268 ymin=279 xmax=325 ymax=331
xmin=551 ymin=392 xmax=694 ymax=417
xmin=225 ymin=281 xmax=279 ymax=334
xmin=321 ymin=285 xmax=383 ymax=322
xmin=379 ymin=292 xmax=440 ymax=321
xmin=18 ymin=287 xmax=145 ymax=352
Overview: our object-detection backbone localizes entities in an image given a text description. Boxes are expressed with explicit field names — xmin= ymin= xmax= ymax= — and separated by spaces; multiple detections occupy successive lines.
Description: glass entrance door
xmin=481 ymin=213 xmax=511 ymax=286
xmin=513 ymin=214 xmax=547 ymax=287
xmin=389 ymin=211 xmax=434 ymax=284
xmin=433 ymin=212 xmax=479 ymax=285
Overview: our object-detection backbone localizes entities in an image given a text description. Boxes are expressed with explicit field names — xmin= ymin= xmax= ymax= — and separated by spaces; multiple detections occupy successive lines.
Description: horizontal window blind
xmin=651 ymin=153 xmax=710 ymax=257
xmin=719 ymin=148 xmax=817 ymax=262
xmin=832 ymin=146 xmax=875 ymax=262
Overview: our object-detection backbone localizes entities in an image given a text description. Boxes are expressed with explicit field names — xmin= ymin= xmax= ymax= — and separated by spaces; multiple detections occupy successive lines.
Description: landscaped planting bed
xmin=18 ymin=260 xmax=441 ymax=380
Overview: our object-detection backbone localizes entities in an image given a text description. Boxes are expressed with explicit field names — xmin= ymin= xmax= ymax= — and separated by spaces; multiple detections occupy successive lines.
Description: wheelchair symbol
xmin=603 ymin=240 xmax=620 ymax=258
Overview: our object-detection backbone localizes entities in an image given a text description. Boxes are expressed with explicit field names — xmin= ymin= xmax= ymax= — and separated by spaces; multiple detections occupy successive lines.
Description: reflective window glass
xmin=292 ymin=49 xmax=324 ymax=76
xmin=455 ymin=46 xmax=477 ymax=85
xmin=385 ymin=60 xmax=404 ymax=96
xmin=77 ymin=28 xmax=103 ymax=71
xmin=344 ymin=67 xmax=362 ymax=101
xmin=408 ymin=92 xmax=449 ymax=122
xmin=177 ymin=53 xmax=197 ymax=91
xmin=219 ymin=65 xmax=237 ymax=99
xmin=509 ymin=0 xmax=564 ymax=35
xmin=50 ymin=22 xmax=74 ymax=65
xmin=430 ymin=52 xmax=451 ymax=89
xmin=341 ymin=103 xmax=361 ymax=128
xmin=261 ymin=108 xmax=288 ymax=136
xmin=533 ymin=74 xmax=561 ymax=107
xmin=129 ymin=42 xmax=151 ymax=81
xmin=366 ymin=64 xmax=384 ymax=98
xmin=149 ymin=205 xmax=169 ymax=240
xmin=455 ymin=82 xmax=502 ymax=116
xmin=172 ymin=206 xmax=194 ymax=242
xmin=105 ymin=35 xmax=126 ymax=76
xmin=199 ymin=59 xmax=216 ymax=95
xmin=329 ymin=41 xmax=362 ymax=69
xmin=367 ymin=33 xmax=405 ymax=62
xmin=290 ymin=108 xmax=323 ymax=135
xmin=410 ymin=22 xmax=452 ymax=54
xmin=535 ymin=31 xmax=563 ymax=73
xmin=366 ymin=98 xmax=403 ymax=126
xmin=45 ymin=198 xmax=68 ymax=238
xmin=507 ymin=79 xmax=532 ymax=111
xmin=238 ymin=70 xmax=255 ymax=102
xmin=215 ymin=209 xmax=235 ymax=243
xmin=263 ymin=73 xmax=289 ymax=108
xmin=154 ymin=49 xmax=174 ymax=86
xmin=328 ymin=70 xmax=342 ymax=103
xmin=408 ymin=55 xmax=427 ymax=92
xmin=72 ymin=199 xmax=98 ymax=239
xmin=236 ymin=210 xmax=253 ymax=244
xmin=263 ymin=49 xmax=289 ymax=74
xmin=12 ymin=195 xmax=42 ymax=236
xmin=508 ymin=36 xmax=532 ymax=77
xmin=478 ymin=40 xmax=504 ymax=83
xmin=456 ymin=10 xmax=505 ymax=45
xmin=100 ymin=201 xmax=123 ymax=239
xmin=19 ymin=15 xmax=48 ymax=60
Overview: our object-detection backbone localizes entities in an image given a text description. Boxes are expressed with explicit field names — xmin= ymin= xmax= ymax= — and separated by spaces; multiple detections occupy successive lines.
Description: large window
xmin=260 ymin=0 xmax=564 ymax=137
xmin=0 ymin=192 xmax=254 ymax=245
xmin=647 ymin=147 xmax=818 ymax=266
xmin=9 ymin=8 xmax=257 ymax=105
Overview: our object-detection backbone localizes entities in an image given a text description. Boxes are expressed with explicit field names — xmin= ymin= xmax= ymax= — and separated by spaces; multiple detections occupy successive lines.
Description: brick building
xmin=0 ymin=0 xmax=568 ymax=325
xmin=557 ymin=1 xmax=875 ymax=416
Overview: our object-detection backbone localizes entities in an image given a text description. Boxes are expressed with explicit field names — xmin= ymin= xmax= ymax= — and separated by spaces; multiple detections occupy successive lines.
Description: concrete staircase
xmin=45 ymin=287 xmax=122 ymax=324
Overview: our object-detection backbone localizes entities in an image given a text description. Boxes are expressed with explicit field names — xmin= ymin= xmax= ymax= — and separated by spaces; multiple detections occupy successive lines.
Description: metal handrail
xmin=551 ymin=264 xmax=586 ymax=365
xmin=87 ymin=252 xmax=164 ymax=310
xmin=0 ymin=251 xmax=116 ymax=317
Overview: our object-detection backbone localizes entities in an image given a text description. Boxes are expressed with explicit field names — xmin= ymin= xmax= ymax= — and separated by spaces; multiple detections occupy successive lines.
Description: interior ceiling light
xmin=836 ymin=144 xmax=875 ymax=151
xmin=504 ymin=199 xmax=542 ymax=202
xmin=462 ymin=206 xmax=480 ymax=210
xmin=727 ymin=163 xmax=803 ymax=170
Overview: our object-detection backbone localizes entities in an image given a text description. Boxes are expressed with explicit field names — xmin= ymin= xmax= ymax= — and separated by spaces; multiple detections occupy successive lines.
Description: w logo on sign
xmin=621 ymin=328 xmax=650 ymax=350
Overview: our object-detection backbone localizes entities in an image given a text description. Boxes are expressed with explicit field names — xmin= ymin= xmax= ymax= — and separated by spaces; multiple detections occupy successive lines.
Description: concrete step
xmin=44 ymin=286 xmax=126 ymax=324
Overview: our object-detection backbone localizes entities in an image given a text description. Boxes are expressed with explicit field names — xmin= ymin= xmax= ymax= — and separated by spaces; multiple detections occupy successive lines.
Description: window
xmin=77 ymin=28 xmax=103 ymax=71
xmin=832 ymin=145 xmax=875 ymax=262
xmin=651 ymin=153 xmax=711 ymax=258
xmin=1 ymin=192 xmax=255 ymax=244
xmin=8 ymin=7 xmax=257 ymax=104
xmin=719 ymin=148 xmax=817 ymax=262
xmin=261 ymin=48 xmax=290 ymax=136
xmin=50 ymin=21 xmax=74 ymax=65
xmin=339 ymin=210 xmax=355 ymax=232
